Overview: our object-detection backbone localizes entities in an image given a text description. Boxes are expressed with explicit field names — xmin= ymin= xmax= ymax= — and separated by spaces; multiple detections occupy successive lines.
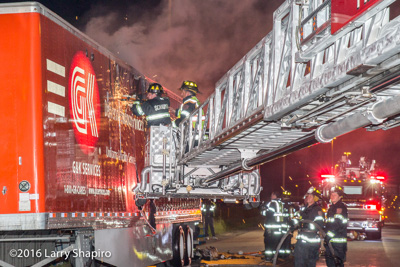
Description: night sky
xmin=3 ymin=0 xmax=400 ymax=199
xmin=2 ymin=0 xmax=284 ymax=100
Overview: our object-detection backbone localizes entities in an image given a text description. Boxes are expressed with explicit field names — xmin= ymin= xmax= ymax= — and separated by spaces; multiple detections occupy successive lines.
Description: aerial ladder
xmin=135 ymin=0 xmax=400 ymax=204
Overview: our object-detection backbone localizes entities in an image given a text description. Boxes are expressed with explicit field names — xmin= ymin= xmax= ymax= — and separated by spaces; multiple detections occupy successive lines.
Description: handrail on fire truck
xmin=137 ymin=0 xmax=400 ymax=202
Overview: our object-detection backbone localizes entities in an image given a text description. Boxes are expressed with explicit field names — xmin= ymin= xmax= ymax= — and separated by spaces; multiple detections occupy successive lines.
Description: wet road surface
xmin=193 ymin=223 xmax=400 ymax=266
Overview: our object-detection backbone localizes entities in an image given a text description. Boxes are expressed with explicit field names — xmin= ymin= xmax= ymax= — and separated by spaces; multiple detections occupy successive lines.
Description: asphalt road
xmin=194 ymin=223 xmax=400 ymax=266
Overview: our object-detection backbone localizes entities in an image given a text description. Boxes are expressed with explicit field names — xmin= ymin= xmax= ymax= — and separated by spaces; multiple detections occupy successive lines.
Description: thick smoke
xmin=83 ymin=0 xmax=284 ymax=100
xmin=82 ymin=0 xmax=400 ymax=188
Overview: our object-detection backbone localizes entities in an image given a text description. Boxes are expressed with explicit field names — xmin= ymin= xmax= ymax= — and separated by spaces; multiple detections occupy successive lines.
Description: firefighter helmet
xmin=179 ymin=80 xmax=199 ymax=94
xmin=305 ymin=186 xmax=322 ymax=202
xmin=282 ymin=190 xmax=292 ymax=200
xmin=330 ymin=185 xmax=344 ymax=197
xmin=147 ymin=83 xmax=164 ymax=95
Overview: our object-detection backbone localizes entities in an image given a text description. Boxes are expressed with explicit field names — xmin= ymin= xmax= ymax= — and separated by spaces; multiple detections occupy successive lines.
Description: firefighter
xmin=325 ymin=186 xmax=348 ymax=267
xmin=131 ymin=83 xmax=171 ymax=126
xmin=173 ymin=80 xmax=204 ymax=128
xmin=281 ymin=190 xmax=293 ymax=258
xmin=201 ymin=199 xmax=217 ymax=240
xmin=293 ymin=187 xmax=324 ymax=267
xmin=261 ymin=191 xmax=289 ymax=261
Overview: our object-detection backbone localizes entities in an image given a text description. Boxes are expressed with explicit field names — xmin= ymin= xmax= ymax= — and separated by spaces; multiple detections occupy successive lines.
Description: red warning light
xmin=321 ymin=174 xmax=335 ymax=183
xmin=364 ymin=204 xmax=377 ymax=210
xmin=370 ymin=175 xmax=385 ymax=180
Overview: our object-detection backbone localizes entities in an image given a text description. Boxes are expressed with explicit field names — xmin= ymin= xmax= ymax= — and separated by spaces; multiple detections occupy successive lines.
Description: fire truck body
xmin=320 ymin=156 xmax=385 ymax=240
xmin=0 ymin=2 xmax=199 ymax=266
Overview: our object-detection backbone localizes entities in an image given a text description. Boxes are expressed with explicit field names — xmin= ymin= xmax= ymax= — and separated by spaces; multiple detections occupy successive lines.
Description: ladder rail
xmin=178 ymin=0 xmax=400 ymax=167
xmin=137 ymin=0 xmax=400 ymax=203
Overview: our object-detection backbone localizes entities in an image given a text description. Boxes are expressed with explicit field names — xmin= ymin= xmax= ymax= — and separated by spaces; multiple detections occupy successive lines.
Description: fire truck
xmin=2 ymin=0 xmax=400 ymax=266
xmin=320 ymin=155 xmax=386 ymax=240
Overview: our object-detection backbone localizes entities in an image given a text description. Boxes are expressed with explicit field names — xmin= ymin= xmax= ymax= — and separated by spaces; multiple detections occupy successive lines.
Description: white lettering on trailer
xmin=88 ymin=188 xmax=111 ymax=196
xmin=47 ymin=80 xmax=65 ymax=97
xmin=71 ymin=66 xmax=88 ymax=134
xmin=87 ymin=73 xmax=98 ymax=137
xmin=72 ymin=161 xmax=82 ymax=174
xmin=82 ymin=162 xmax=101 ymax=176
xmin=63 ymin=185 xmax=111 ymax=196
xmin=70 ymin=65 xmax=99 ymax=137
xmin=46 ymin=59 xmax=65 ymax=77
xmin=47 ymin=102 xmax=65 ymax=117
xmin=64 ymin=185 xmax=87 ymax=195
xmin=105 ymin=147 xmax=136 ymax=164
xmin=72 ymin=161 xmax=101 ymax=177
xmin=104 ymin=101 xmax=144 ymax=131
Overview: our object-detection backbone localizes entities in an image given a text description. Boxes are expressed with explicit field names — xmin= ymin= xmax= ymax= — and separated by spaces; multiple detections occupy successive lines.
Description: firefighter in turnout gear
xmin=201 ymin=199 xmax=217 ymax=240
xmin=325 ymin=186 xmax=348 ymax=267
xmin=173 ymin=80 xmax=204 ymax=128
xmin=261 ymin=191 xmax=290 ymax=261
xmin=131 ymin=83 xmax=171 ymax=126
xmin=293 ymin=187 xmax=324 ymax=267
xmin=280 ymin=190 xmax=294 ymax=258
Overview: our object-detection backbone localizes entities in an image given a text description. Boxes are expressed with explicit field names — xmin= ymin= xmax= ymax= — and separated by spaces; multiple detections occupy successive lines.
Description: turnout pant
xmin=204 ymin=216 xmax=215 ymax=237
xmin=325 ymin=242 xmax=347 ymax=267
xmin=263 ymin=230 xmax=284 ymax=259
xmin=294 ymin=241 xmax=320 ymax=267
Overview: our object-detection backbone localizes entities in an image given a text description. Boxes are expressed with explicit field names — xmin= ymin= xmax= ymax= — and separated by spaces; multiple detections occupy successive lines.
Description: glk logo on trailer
xmin=69 ymin=51 xmax=100 ymax=154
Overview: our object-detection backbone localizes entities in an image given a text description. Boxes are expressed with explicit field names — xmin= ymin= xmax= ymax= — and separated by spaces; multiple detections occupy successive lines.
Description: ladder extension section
xmin=139 ymin=0 xmax=400 ymax=201
xmin=178 ymin=0 xmax=400 ymax=170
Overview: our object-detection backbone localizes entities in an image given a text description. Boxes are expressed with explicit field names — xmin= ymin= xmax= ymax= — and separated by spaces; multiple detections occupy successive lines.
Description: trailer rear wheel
xmin=172 ymin=225 xmax=186 ymax=267
xmin=367 ymin=229 xmax=382 ymax=240
xmin=184 ymin=226 xmax=194 ymax=265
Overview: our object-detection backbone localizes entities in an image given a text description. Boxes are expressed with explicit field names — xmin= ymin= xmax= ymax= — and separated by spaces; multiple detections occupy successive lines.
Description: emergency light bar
xmin=321 ymin=174 xmax=335 ymax=178
xmin=370 ymin=175 xmax=385 ymax=180
xmin=321 ymin=174 xmax=335 ymax=183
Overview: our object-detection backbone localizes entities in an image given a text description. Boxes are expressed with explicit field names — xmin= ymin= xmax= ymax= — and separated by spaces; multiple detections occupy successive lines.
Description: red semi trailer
xmin=0 ymin=2 xmax=200 ymax=267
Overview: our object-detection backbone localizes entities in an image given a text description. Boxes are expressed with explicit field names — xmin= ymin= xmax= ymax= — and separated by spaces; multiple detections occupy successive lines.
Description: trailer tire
xmin=367 ymin=229 xmax=382 ymax=240
xmin=172 ymin=225 xmax=186 ymax=267
xmin=184 ymin=226 xmax=194 ymax=265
